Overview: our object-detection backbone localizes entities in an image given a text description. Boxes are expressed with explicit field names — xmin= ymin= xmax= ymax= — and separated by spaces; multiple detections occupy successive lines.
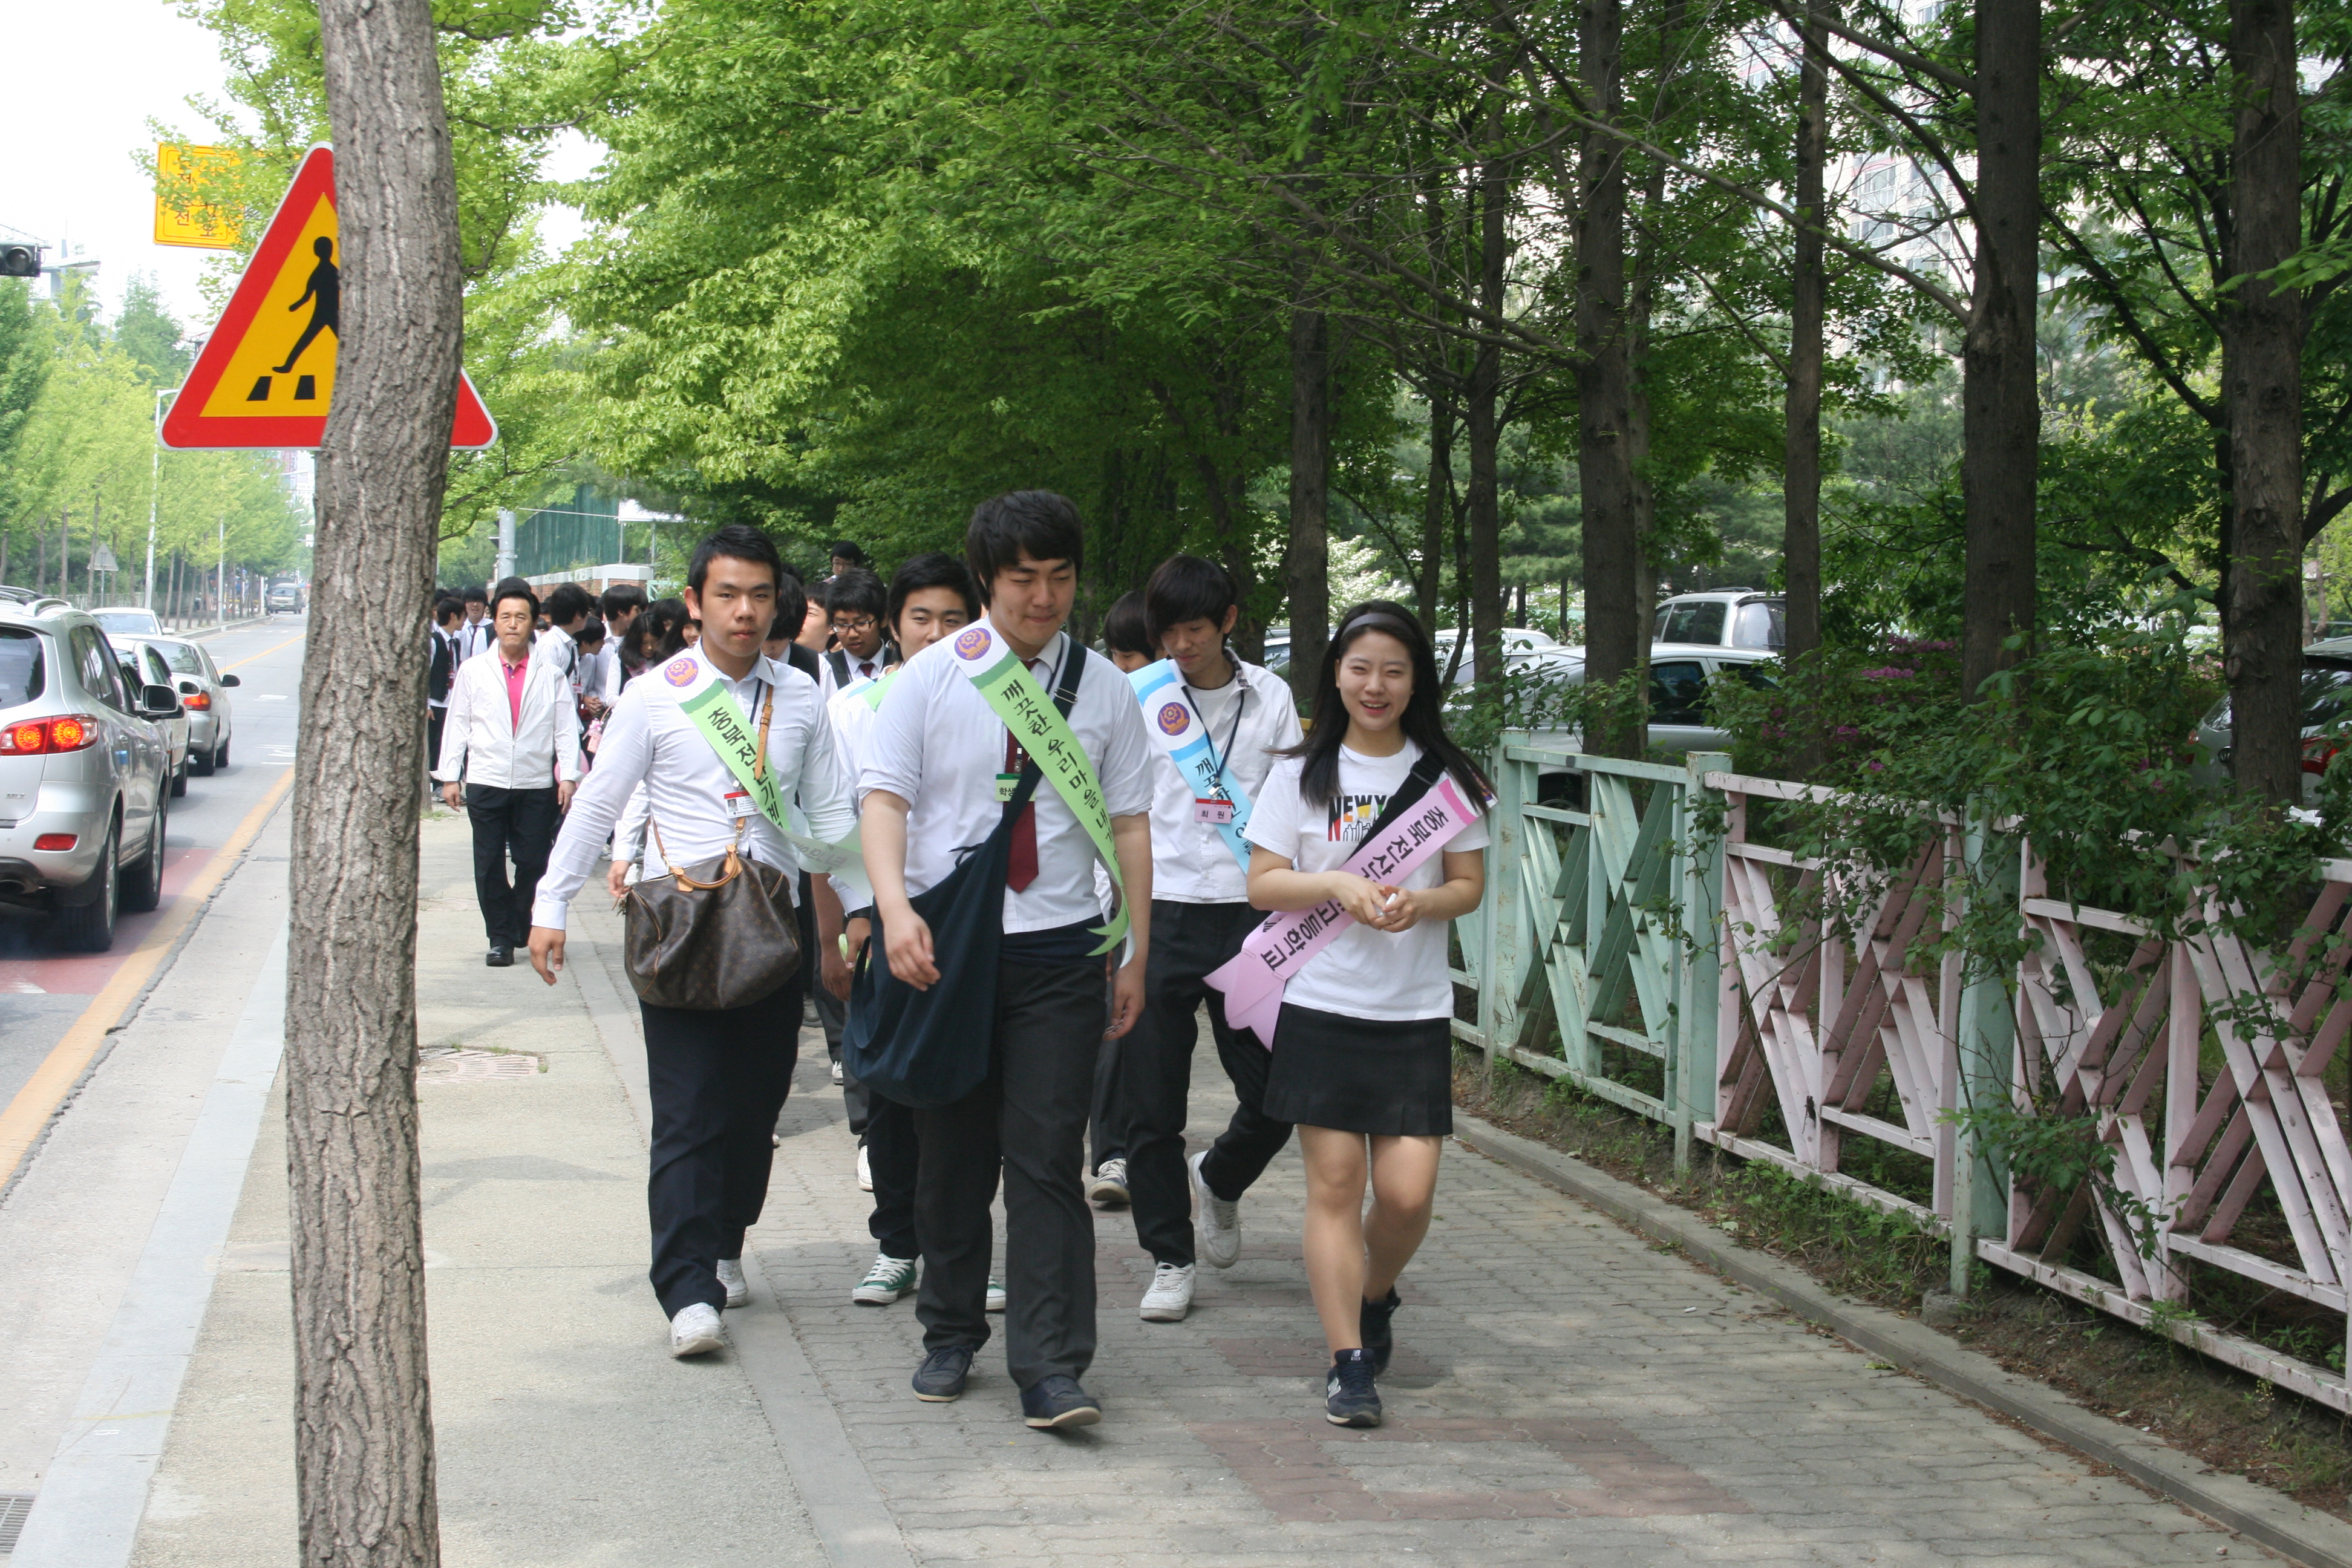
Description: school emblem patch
xmin=953 ymin=625 xmax=992 ymax=660
xmin=663 ymin=656 xmax=697 ymax=687
xmin=1157 ymin=701 xmax=1191 ymax=736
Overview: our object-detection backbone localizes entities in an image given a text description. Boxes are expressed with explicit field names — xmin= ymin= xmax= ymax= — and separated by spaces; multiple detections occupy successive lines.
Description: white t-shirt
xmin=1142 ymin=659 xmax=1302 ymax=904
xmin=1241 ymin=739 xmax=1489 ymax=1022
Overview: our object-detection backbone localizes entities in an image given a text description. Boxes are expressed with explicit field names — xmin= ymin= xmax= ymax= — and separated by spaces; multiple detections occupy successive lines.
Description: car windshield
xmin=1656 ymin=601 xmax=1727 ymax=646
xmin=150 ymin=640 xmax=206 ymax=675
xmin=0 ymin=629 xmax=44 ymax=710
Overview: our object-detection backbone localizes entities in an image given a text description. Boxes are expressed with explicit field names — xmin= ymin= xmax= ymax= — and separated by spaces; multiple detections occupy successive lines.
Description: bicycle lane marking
xmin=0 ymin=766 xmax=293 ymax=1189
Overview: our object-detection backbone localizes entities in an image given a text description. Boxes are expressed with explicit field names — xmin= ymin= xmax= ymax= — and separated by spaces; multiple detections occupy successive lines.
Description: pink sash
xmin=1206 ymin=774 xmax=1481 ymax=1048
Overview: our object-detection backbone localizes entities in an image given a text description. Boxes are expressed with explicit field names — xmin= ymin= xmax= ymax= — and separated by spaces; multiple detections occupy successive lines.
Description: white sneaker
xmin=831 ymin=1059 xmax=844 ymax=1085
xmin=852 ymin=1253 xmax=918 ymax=1305
xmin=1086 ymin=1157 xmax=1130 ymax=1207
xmin=857 ymin=1143 xmax=874 ymax=1192
xmin=986 ymin=1276 xmax=1007 ymax=1313
xmin=716 ymin=1258 xmax=749 ymax=1308
xmin=670 ymin=1301 xmax=725 ymax=1357
xmin=1138 ymin=1261 xmax=1195 ymax=1322
xmin=1190 ymin=1150 xmax=1241 ymax=1269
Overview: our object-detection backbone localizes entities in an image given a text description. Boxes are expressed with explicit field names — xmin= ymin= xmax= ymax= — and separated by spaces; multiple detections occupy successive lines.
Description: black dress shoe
xmin=486 ymin=947 xmax=514 ymax=967
xmin=912 ymin=1344 xmax=975 ymax=1402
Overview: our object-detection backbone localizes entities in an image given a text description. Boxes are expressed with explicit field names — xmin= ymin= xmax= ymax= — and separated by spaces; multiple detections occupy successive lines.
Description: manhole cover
xmin=416 ymin=1048 xmax=541 ymax=1083
xmin=0 ymin=1493 xmax=34 ymax=1553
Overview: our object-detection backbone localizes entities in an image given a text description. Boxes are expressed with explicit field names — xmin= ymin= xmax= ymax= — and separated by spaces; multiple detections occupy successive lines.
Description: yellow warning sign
xmin=154 ymin=144 xmax=242 ymax=250
xmin=195 ymin=188 xmax=338 ymax=418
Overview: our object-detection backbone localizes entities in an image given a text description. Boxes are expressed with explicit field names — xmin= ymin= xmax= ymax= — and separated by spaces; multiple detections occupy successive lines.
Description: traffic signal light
xmin=0 ymin=244 xmax=38 ymax=279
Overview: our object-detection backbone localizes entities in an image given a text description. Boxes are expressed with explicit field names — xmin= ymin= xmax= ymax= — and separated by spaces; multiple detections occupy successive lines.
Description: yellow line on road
xmin=0 ymin=766 xmax=296 ymax=1188
xmin=218 ymin=633 xmax=305 ymax=672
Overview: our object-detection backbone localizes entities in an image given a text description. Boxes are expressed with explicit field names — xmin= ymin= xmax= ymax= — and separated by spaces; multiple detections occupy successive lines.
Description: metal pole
xmin=218 ymin=517 xmax=227 ymax=624
xmin=143 ymin=390 xmax=171 ymax=609
xmin=494 ymin=508 xmax=517 ymax=581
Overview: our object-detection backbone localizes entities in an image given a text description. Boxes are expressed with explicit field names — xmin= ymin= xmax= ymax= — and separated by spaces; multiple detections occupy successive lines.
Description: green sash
xmin=946 ymin=624 xmax=1129 ymax=956
xmin=676 ymin=662 xmax=791 ymax=832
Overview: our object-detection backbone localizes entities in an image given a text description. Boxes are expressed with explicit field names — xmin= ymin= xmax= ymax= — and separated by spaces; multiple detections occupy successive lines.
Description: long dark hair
xmin=1283 ymin=600 xmax=1491 ymax=808
xmin=637 ymin=598 xmax=691 ymax=663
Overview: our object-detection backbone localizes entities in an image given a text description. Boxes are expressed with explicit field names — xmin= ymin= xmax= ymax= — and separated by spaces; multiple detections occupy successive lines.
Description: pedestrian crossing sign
xmin=160 ymin=145 xmax=496 ymax=451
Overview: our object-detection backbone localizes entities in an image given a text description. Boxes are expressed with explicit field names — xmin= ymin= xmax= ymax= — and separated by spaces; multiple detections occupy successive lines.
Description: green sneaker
xmin=852 ymin=1253 xmax=917 ymax=1305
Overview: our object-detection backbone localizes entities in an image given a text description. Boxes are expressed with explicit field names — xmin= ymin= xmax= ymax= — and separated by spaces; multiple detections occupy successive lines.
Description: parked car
xmin=90 ymin=607 xmax=165 ymax=639
xmin=0 ymin=595 xmax=181 ymax=950
xmin=117 ymin=642 xmax=193 ymax=796
xmin=1652 ymin=589 xmax=1786 ymax=653
xmin=266 ymin=582 xmax=302 ymax=615
xmin=124 ymin=635 xmax=237 ymax=773
xmin=2190 ymin=641 xmax=2352 ymax=804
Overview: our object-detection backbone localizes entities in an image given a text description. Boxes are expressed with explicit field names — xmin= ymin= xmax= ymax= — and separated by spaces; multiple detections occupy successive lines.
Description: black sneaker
xmin=1325 ymin=1348 xmax=1382 ymax=1428
xmin=1020 ymin=1374 xmax=1102 ymax=1429
xmin=486 ymin=947 xmax=514 ymax=967
xmin=1361 ymin=1288 xmax=1400 ymax=1374
xmin=912 ymin=1345 xmax=975 ymax=1402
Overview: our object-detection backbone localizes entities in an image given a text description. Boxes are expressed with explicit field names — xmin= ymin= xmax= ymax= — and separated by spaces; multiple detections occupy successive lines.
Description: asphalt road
xmin=0 ymin=617 xmax=306 ymax=1114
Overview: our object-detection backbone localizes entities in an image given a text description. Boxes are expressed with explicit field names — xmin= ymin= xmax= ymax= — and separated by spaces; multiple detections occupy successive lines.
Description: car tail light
xmin=0 ymin=715 xmax=99 ymax=755
xmin=181 ymin=690 xmax=211 ymax=710
xmin=33 ymin=833 xmax=76 ymax=851
xmin=2304 ymin=736 xmax=2342 ymax=776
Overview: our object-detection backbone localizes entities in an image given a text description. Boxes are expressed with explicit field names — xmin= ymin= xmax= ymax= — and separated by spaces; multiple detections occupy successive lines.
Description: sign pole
xmin=143 ymin=390 xmax=172 ymax=609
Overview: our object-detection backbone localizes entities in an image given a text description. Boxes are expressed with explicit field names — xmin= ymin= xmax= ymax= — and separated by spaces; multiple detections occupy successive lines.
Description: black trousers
xmin=642 ymin=995 xmax=798 ymax=1316
xmin=464 ymin=783 xmax=559 ymax=949
xmin=864 ymin=1091 xmax=919 ymax=1259
xmin=1090 ymin=997 xmax=1125 ymax=1171
xmin=913 ymin=961 xmax=1106 ymax=1388
xmin=1123 ymin=900 xmax=1295 ymax=1266
xmin=426 ymin=708 xmax=446 ymax=787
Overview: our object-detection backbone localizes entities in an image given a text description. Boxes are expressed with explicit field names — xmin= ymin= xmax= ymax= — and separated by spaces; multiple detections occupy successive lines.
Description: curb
xmin=1453 ymin=1111 xmax=2352 ymax=1568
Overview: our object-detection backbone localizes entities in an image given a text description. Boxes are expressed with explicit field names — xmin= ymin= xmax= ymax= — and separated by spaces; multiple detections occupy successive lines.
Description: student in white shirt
xmin=457 ymin=587 xmax=492 ymax=662
xmin=426 ymin=595 xmax=464 ymax=799
xmin=535 ymin=582 xmax=595 ymax=696
xmin=860 ymin=491 xmax=1154 ymax=1429
xmin=1116 ymin=557 xmax=1305 ymax=1325
xmin=433 ymin=583 xmax=583 ymax=966
xmin=1241 ymin=601 xmax=1489 ymax=1431
xmin=810 ymin=552 xmax=983 ymax=1308
xmin=527 ymin=526 xmax=858 ymax=1361
xmin=817 ymin=567 xmax=899 ymax=700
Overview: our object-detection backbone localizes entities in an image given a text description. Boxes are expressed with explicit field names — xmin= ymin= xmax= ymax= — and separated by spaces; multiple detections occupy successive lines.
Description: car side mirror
xmin=177 ymin=679 xmax=201 ymax=695
xmin=220 ymin=673 xmax=241 ymax=687
xmin=140 ymin=684 xmax=183 ymax=717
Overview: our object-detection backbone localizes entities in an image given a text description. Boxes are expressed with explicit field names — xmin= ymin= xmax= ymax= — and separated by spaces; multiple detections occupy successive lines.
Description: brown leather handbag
xmin=621 ymin=688 xmax=802 ymax=1011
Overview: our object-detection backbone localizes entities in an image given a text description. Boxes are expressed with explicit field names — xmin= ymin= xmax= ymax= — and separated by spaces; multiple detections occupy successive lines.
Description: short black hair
xmin=434 ymin=596 xmax=465 ymax=626
xmin=641 ymin=598 xmax=691 ymax=661
xmin=599 ymin=583 xmax=647 ymax=621
xmin=965 ymin=491 xmax=1083 ymax=605
xmin=687 ymin=523 xmax=785 ymax=593
xmin=773 ymin=572 xmax=806 ymax=645
xmin=888 ymin=551 xmax=979 ymax=633
xmin=1144 ymin=554 xmax=1236 ymax=644
xmin=827 ymin=540 xmax=869 ymax=567
xmin=545 ymin=583 xmax=594 ymax=626
xmin=576 ymin=616 xmax=606 ymax=647
xmin=462 ymin=586 xmax=488 ymax=606
xmin=825 ymin=567 xmax=887 ymax=624
xmin=491 ymin=576 xmax=538 ymax=621
xmin=1102 ymin=590 xmax=1154 ymax=658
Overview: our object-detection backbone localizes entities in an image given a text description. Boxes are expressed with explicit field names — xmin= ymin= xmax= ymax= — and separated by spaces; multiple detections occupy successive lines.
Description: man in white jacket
xmin=435 ymin=581 xmax=581 ymax=966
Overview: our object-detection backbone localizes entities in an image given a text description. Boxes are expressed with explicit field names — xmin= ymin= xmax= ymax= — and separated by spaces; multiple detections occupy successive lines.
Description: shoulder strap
xmin=826 ymin=648 xmax=850 ymax=684
xmin=1353 ymin=750 xmax=1447 ymax=847
xmin=1002 ymin=642 xmax=1085 ymax=817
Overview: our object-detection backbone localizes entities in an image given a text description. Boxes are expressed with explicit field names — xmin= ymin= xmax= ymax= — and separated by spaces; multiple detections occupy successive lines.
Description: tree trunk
xmin=1285 ymin=272 xmax=1332 ymax=702
xmin=1959 ymin=0 xmax=2041 ymax=701
xmin=292 ymin=0 xmax=459 ymax=1557
xmin=1624 ymin=0 xmax=1687 ymax=661
xmin=1465 ymin=144 xmax=1509 ymax=696
xmin=2222 ymin=0 xmax=2305 ymax=805
xmin=1576 ymin=0 xmax=1642 ymax=756
xmin=1783 ymin=0 xmax=1831 ymax=775
xmin=1419 ymin=391 xmax=1454 ymax=632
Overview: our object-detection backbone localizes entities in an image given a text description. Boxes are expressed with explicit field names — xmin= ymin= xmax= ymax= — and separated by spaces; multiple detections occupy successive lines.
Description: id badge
xmin=996 ymin=772 xmax=1021 ymax=803
xmin=1194 ymin=797 xmax=1236 ymax=825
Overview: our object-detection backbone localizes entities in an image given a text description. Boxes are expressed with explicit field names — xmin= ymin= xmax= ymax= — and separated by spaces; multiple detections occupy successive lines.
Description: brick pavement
xmin=748 ymin=1028 xmax=2255 ymax=1567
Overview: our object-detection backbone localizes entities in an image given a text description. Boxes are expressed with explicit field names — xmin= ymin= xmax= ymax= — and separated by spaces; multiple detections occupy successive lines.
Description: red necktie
xmin=1005 ymin=659 xmax=1044 ymax=890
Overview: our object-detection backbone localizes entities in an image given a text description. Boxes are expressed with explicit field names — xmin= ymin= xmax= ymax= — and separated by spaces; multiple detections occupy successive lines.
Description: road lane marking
xmin=217 ymin=634 xmax=304 ymax=672
xmin=0 ymin=767 xmax=295 ymax=1189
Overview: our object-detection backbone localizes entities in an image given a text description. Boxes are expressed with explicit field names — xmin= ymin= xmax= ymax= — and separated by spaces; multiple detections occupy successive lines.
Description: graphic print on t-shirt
xmin=1327 ymin=793 xmax=1388 ymax=841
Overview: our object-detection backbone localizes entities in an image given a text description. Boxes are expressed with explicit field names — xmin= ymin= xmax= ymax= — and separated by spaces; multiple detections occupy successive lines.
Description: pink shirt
xmin=501 ymin=655 xmax=529 ymax=729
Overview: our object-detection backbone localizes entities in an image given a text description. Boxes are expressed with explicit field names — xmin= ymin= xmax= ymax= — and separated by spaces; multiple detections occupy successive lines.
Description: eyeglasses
xmin=831 ymin=616 xmax=878 ymax=634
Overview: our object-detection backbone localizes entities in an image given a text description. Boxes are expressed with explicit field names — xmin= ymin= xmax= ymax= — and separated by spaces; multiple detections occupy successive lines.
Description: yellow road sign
xmin=154 ymin=144 xmax=242 ymax=250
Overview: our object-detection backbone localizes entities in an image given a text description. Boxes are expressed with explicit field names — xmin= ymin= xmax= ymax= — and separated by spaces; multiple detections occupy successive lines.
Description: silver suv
xmin=1653 ymin=590 xmax=1785 ymax=652
xmin=0 ymin=590 xmax=182 ymax=950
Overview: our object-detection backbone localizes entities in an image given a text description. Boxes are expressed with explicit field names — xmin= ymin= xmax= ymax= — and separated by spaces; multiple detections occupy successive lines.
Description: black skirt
xmin=1261 ymin=1003 xmax=1454 ymax=1136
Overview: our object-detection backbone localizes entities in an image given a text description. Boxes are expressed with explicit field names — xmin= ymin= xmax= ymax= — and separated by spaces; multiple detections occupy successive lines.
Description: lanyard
xmin=1180 ymin=675 xmax=1247 ymax=791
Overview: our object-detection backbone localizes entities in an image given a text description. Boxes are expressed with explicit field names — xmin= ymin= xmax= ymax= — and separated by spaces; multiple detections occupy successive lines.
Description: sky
xmin=3 ymin=0 xmax=243 ymax=332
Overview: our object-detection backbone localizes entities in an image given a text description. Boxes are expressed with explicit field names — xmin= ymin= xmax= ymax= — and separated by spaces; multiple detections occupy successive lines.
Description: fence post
xmin=1480 ymin=732 xmax=1530 ymax=1094
xmin=1949 ymin=800 xmax=2017 ymax=1297
xmin=1675 ymin=752 xmax=1730 ymax=1177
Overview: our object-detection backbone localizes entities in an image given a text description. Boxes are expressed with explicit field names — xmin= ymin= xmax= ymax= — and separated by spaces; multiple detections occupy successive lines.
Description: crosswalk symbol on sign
xmin=160 ymin=144 xmax=496 ymax=451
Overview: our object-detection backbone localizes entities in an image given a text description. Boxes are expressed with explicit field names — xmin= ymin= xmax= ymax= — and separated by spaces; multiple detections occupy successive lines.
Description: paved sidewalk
xmin=123 ymin=814 xmax=2261 ymax=1566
